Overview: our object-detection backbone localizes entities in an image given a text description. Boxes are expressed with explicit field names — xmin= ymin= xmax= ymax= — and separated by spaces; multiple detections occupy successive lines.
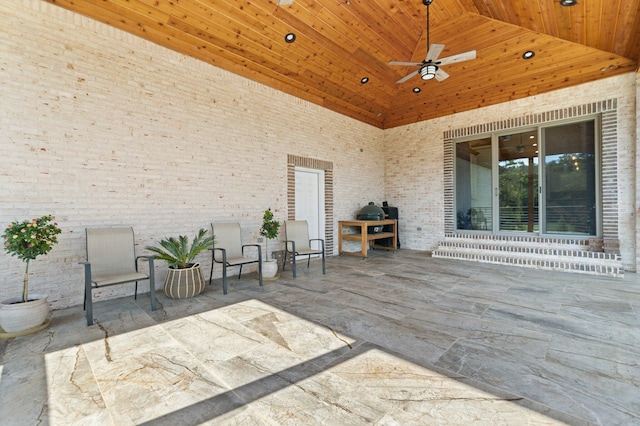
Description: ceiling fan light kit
xmin=388 ymin=0 xmax=476 ymax=84
xmin=420 ymin=64 xmax=438 ymax=80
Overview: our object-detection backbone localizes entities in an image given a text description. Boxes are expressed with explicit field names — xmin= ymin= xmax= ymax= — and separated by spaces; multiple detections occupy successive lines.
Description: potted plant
xmin=1 ymin=215 xmax=61 ymax=334
xmin=259 ymin=208 xmax=280 ymax=279
xmin=145 ymin=228 xmax=214 ymax=299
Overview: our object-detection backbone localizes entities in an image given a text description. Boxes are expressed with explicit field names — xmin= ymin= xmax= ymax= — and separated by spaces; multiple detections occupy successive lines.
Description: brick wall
xmin=0 ymin=1 xmax=385 ymax=308
xmin=1 ymin=1 xmax=637 ymax=311
xmin=636 ymin=72 xmax=640 ymax=272
xmin=384 ymin=73 xmax=637 ymax=271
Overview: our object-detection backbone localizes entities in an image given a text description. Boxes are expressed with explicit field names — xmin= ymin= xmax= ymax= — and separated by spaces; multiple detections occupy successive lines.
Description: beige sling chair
xmin=82 ymin=227 xmax=156 ymax=326
xmin=283 ymin=220 xmax=326 ymax=278
xmin=210 ymin=222 xmax=262 ymax=294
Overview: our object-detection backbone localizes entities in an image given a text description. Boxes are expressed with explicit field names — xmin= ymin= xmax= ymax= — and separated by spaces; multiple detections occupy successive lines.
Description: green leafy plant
xmin=259 ymin=208 xmax=280 ymax=258
xmin=3 ymin=215 xmax=62 ymax=302
xmin=145 ymin=228 xmax=214 ymax=269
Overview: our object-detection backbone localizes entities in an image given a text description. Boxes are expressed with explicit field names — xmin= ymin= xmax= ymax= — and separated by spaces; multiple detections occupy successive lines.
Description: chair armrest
xmin=284 ymin=239 xmax=296 ymax=254
xmin=136 ymin=255 xmax=154 ymax=271
xmin=211 ymin=247 xmax=226 ymax=263
xmin=310 ymin=238 xmax=325 ymax=250
xmin=242 ymin=244 xmax=262 ymax=260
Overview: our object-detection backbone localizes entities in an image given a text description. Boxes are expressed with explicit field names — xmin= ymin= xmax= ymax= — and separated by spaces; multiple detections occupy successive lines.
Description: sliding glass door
xmin=498 ymin=130 xmax=539 ymax=232
xmin=542 ymin=121 xmax=597 ymax=235
xmin=456 ymin=137 xmax=492 ymax=231
xmin=455 ymin=118 xmax=599 ymax=237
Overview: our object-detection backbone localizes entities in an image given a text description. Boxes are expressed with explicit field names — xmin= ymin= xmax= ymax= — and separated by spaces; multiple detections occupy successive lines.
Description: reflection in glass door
xmin=498 ymin=131 xmax=539 ymax=232
xmin=455 ymin=119 xmax=598 ymax=237
xmin=543 ymin=121 xmax=596 ymax=235
xmin=456 ymin=138 xmax=492 ymax=231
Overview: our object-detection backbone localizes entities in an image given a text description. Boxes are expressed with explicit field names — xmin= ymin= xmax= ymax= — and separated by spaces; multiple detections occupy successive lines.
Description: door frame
xmin=287 ymin=154 xmax=334 ymax=255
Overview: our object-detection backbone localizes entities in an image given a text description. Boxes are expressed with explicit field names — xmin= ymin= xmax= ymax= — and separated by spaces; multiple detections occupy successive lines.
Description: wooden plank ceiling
xmin=45 ymin=0 xmax=639 ymax=129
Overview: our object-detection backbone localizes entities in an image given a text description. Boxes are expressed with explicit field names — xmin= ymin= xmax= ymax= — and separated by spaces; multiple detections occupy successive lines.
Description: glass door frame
xmin=539 ymin=116 xmax=602 ymax=237
xmin=454 ymin=115 xmax=602 ymax=238
xmin=493 ymin=127 xmax=540 ymax=235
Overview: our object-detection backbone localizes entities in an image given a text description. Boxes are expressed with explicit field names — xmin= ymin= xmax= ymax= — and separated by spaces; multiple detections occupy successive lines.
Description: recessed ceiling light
xmin=560 ymin=0 xmax=576 ymax=6
xmin=522 ymin=50 xmax=535 ymax=59
xmin=360 ymin=77 xmax=369 ymax=84
xmin=413 ymin=87 xmax=421 ymax=93
xmin=284 ymin=33 xmax=296 ymax=43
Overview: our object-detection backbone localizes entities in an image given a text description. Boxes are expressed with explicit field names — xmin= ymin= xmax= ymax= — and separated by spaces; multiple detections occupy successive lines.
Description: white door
xmin=295 ymin=167 xmax=325 ymax=249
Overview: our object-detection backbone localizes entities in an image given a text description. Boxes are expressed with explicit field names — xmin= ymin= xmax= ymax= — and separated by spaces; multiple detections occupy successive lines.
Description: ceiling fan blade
xmin=425 ymin=43 xmax=445 ymax=62
xmin=437 ymin=50 xmax=476 ymax=66
xmin=388 ymin=61 xmax=422 ymax=67
xmin=435 ymin=68 xmax=449 ymax=82
xmin=396 ymin=69 xmax=420 ymax=84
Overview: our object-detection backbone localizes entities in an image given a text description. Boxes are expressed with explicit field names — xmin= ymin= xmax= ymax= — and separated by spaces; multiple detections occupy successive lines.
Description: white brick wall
xmin=0 ymin=1 xmax=385 ymax=309
xmin=0 ymin=1 xmax=637 ymax=311
xmin=384 ymin=73 xmax=638 ymax=270
xmin=636 ymin=72 xmax=640 ymax=272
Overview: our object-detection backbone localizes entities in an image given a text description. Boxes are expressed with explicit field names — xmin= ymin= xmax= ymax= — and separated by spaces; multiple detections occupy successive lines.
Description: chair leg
xmin=84 ymin=264 xmax=94 ymax=326
xmin=291 ymin=242 xmax=297 ymax=278
xmin=85 ymin=277 xmax=93 ymax=327
xmin=282 ymin=250 xmax=288 ymax=271
xmin=149 ymin=260 xmax=157 ymax=311
xmin=321 ymin=249 xmax=326 ymax=275
xmin=307 ymin=255 xmax=311 ymax=268
xmin=238 ymin=264 xmax=243 ymax=279
xmin=134 ymin=281 xmax=138 ymax=300
xmin=292 ymin=254 xmax=297 ymax=278
xmin=222 ymin=263 xmax=228 ymax=295
xmin=258 ymin=248 xmax=263 ymax=287
xmin=209 ymin=257 xmax=215 ymax=285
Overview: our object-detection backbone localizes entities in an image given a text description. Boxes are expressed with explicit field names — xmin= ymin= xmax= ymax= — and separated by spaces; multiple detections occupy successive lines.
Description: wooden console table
xmin=338 ymin=219 xmax=397 ymax=258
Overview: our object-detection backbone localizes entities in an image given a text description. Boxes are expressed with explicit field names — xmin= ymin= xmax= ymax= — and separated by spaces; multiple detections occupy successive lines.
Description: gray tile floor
xmin=1 ymin=250 xmax=639 ymax=425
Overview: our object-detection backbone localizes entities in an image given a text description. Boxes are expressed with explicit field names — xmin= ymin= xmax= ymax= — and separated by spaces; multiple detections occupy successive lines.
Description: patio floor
xmin=1 ymin=249 xmax=639 ymax=425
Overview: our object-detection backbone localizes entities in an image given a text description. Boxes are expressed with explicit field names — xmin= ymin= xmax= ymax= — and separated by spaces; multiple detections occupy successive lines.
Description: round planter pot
xmin=262 ymin=260 xmax=279 ymax=280
xmin=0 ymin=294 xmax=50 ymax=334
xmin=163 ymin=263 xmax=206 ymax=299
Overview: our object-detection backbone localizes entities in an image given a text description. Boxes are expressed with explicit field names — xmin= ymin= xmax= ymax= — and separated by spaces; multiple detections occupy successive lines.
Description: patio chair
xmin=81 ymin=227 xmax=156 ymax=326
xmin=283 ymin=220 xmax=326 ymax=278
xmin=210 ymin=222 xmax=262 ymax=294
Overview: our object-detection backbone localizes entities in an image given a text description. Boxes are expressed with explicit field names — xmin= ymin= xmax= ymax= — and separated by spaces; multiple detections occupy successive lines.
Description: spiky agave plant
xmin=145 ymin=228 xmax=214 ymax=269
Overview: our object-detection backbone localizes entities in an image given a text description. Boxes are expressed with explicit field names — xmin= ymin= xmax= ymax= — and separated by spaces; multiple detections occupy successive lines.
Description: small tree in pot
xmin=259 ymin=208 xmax=280 ymax=278
xmin=1 ymin=215 xmax=61 ymax=333
xmin=146 ymin=229 xmax=214 ymax=299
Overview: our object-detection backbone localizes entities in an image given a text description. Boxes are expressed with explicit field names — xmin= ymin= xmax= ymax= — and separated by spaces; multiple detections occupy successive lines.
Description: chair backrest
xmin=212 ymin=222 xmax=243 ymax=258
xmin=86 ymin=227 xmax=137 ymax=276
xmin=285 ymin=220 xmax=311 ymax=251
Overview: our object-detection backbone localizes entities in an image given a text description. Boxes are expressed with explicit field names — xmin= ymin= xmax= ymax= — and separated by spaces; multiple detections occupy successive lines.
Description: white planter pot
xmin=262 ymin=260 xmax=279 ymax=279
xmin=0 ymin=294 xmax=50 ymax=333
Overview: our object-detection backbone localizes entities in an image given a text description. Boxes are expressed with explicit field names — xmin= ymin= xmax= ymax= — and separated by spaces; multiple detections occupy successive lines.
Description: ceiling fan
xmin=388 ymin=0 xmax=477 ymax=84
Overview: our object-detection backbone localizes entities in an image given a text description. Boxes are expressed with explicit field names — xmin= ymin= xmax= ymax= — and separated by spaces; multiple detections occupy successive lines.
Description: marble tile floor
xmin=1 ymin=250 xmax=639 ymax=425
